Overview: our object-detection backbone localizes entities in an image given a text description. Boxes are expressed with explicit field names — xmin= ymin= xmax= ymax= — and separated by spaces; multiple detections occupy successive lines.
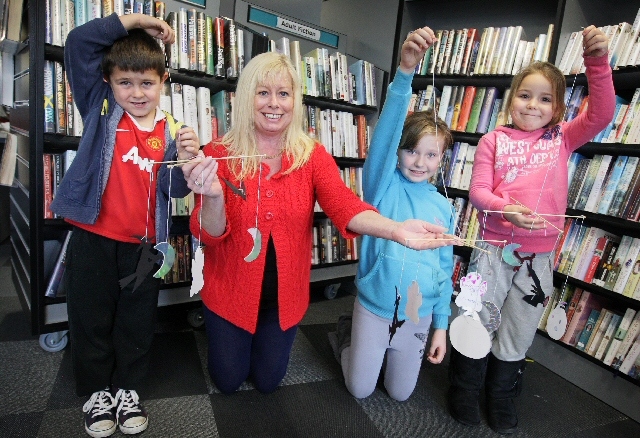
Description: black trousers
xmin=64 ymin=227 xmax=160 ymax=396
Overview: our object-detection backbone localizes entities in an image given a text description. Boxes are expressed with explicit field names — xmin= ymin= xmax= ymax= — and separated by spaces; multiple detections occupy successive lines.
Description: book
xmin=452 ymin=85 xmax=477 ymax=132
xmin=177 ymin=8 xmax=189 ymax=70
xmin=611 ymin=311 xmax=640 ymax=369
xmin=613 ymin=237 xmax=640 ymax=293
xmin=170 ymin=83 xmax=184 ymax=124
xmin=571 ymin=227 xmax=607 ymax=280
xmin=224 ymin=18 xmax=238 ymax=79
xmin=567 ymin=157 xmax=591 ymax=208
xmin=475 ymin=87 xmax=498 ymax=134
xmin=596 ymin=155 xmax=629 ymax=214
xmin=603 ymin=308 xmax=637 ymax=366
xmin=213 ymin=17 xmax=225 ymax=78
xmin=460 ymin=28 xmax=479 ymax=75
xmin=438 ymin=85 xmax=454 ymax=122
xmin=622 ymin=251 xmax=640 ymax=297
xmin=450 ymin=86 xmax=469 ymax=131
xmin=583 ymin=155 xmax=613 ymax=212
xmin=619 ymin=336 xmax=640 ymax=375
xmin=573 ymin=154 xmax=603 ymax=210
xmin=584 ymin=233 xmax=618 ymax=284
xmin=196 ymin=86 xmax=212 ymax=146
xmin=564 ymin=287 xmax=583 ymax=326
xmin=607 ymin=156 xmax=639 ymax=216
xmin=45 ymin=230 xmax=72 ymax=298
xmin=561 ymin=291 xmax=602 ymax=346
xmin=465 ymin=87 xmax=485 ymax=133
xmin=182 ymin=84 xmax=198 ymax=135
xmin=186 ymin=8 xmax=197 ymax=71
xmin=594 ymin=312 xmax=622 ymax=360
xmin=575 ymin=308 xmax=601 ymax=351
xmin=195 ymin=11 xmax=206 ymax=73
xmin=584 ymin=309 xmax=613 ymax=355
xmin=458 ymin=145 xmax=477 ymax=191
xmin=604 ymin=235 xmax=634 ymax=290
xmin=43 ymin=154 xmax=53 ymax=219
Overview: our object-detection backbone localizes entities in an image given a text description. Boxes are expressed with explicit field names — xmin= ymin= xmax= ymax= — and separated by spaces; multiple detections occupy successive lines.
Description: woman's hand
xmin=399 ymin=26 xmax=437 ymax=74
xmin=391 ymin=219 xmax=452 ymax=250
xmin=181 ymin=152 xmax=223 ymax=198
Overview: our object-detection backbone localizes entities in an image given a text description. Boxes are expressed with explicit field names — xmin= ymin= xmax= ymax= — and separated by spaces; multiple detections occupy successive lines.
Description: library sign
xmin=247 ymin=6 xmax=339 ymax=48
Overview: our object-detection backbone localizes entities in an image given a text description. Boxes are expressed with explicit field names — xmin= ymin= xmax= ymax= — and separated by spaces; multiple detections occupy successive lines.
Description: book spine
xmin=214 ymin=17 xmax=225 ymax=78
xmin=196 ymin=12 xmax=206 ymax=73
xmin=178 ymin=8 xmax=189 ymax=70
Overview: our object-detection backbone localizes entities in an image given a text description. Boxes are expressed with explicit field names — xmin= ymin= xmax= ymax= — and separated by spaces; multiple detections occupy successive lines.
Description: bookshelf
xmin=395 ymin=0 xmax=640 ymax=422
xmin=9 ymin=0 xmax=382 ymax=348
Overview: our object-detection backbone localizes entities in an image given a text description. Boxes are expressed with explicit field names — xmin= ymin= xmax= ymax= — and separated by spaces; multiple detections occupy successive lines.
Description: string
xmin=482 ymin=210 xmax=586 ymax=219
xmin=165 ymin=164 xmax=172 ymax=244
xmin=253 ymin=158 xmax=263 ymax=231
xmin=157 ymin=154 xmax=270 ymax=167
xmin=145 ymin=169 xmax=153 ymax=241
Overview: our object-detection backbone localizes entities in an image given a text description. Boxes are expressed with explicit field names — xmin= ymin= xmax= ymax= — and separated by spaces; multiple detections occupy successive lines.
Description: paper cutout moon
xmin=449 ymin=315 xmax=492 ymax=359
xmin=153 ymin=242 xmax=176 ymax=278
xmin=482 ymin=300 xmax=501 ymax=333
xmin=190 ymin=246 xmax=205 ymax=297
xmin=546 ymin=304 xmax=568 ymax=340
xmin=244 ymin=227 xmax=262 ymax=262
xmin=502 ymin=243 xmax=522 ymax=266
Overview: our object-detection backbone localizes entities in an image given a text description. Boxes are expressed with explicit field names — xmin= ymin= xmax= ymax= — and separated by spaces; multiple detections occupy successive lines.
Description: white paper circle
xmin=545 ymin=307 xmax=568 ymax=340
xmin=449 ymin=315 xmax=491 ymax=359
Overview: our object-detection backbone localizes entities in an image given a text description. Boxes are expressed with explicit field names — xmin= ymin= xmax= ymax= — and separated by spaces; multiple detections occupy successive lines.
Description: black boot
xmin=447 ymin=348 xmax=488 ymax=426
xmin=485 ymin=353 xmax=526 ymax=435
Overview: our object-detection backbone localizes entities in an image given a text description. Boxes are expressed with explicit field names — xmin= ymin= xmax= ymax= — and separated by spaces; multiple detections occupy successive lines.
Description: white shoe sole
xmin=85 ymin=422 xmax=116 ymax=438
xmin=119 ymin=417 xmax=148 ymax=435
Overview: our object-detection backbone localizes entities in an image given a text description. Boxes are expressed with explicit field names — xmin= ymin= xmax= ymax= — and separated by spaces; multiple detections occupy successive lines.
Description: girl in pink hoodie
xmin=448 ymin=25 xmax=615 ymax=434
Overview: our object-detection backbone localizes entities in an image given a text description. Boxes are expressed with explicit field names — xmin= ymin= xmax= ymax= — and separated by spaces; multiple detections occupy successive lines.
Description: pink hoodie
xmin=469 ymin=54 xmax=615 ymax=253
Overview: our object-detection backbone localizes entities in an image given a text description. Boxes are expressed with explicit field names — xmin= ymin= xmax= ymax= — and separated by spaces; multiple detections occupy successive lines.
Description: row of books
xmin=539 ymin=286 xmax=640 ymax=378
xmin=430 ymin=142 xmax=477 ymax=190
xmin=47 ymin=1 xmax=379 ymax=107
xmin=313 ymin=167 xmax=364 ymax=215
xmin=449 ymin=197 xmax=481 ymax=245
xmin=43 ymin=151 xmax=76 ymax=219
xmin=415 ymin=24 xmax=554 ymax=77
xmin=43 ymin=61 xmax=83 ymax=137
xmin=159 ymin=233 xmax=193 ymax=285
xmin=596 ymin=90 xmax=640 ymax=145
xmin=410 ymin=86 xmax=509 ymax=135
xmin=276 ymin=39 xmax=377 ymax=106
xmin=305 ymin=106 xmax=369 ymax=159
xmin=555 ymin=221 xmax=640 ymax=299
xmin=556 ymin=8 xmax=640 ymax=74
xmin=312 ymin=219 xmax=358 ymax=265
xmin=567 ymin=154 xmax=640 ymax=220
xmin=451 ymin=254 xmax=470 ymax=293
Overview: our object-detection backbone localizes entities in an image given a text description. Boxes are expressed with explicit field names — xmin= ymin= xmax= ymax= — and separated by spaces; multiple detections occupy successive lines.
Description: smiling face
xmin=253 ymin=72 xmax=294 ymax=139
xmin=397 ymin=134 xmax=444 ymax=183
xmin=510 ymin=72 xmax=555 ymax=132
xmin=106 ymin=67 xmax=167 ymax=128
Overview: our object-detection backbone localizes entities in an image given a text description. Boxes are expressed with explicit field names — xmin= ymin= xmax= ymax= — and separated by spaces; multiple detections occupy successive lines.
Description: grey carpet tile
xmin=138 ymin=331 xmax=209 ymax=400
xmin=300 ymin=294 xmax=355 ymax=326
xmin=0 ymin=340 xmax=64 ymax=416
xmin=209 ymin=379 xmax=385 ymax=438
xmin=0 ymin=411 xmax=44 ymax=438
xmin=280 ymin=325 xmax=338 ymax=386
xmin=132 ymin=395 xmax=220 ymax=438
xmin=0 ymin=296 xmax=36 ymax=341
xmin=37 ymin=407 xmax=93 ymax=438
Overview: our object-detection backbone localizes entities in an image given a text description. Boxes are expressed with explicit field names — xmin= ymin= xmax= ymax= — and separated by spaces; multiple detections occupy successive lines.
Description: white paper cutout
xmin=450 ymin=315 xmax=492 ymax=359
xmin=189 ymin=246 xmax=205 ymax=297
xmin=455 ymin=272 xmax=487 ymax=316
xmin=546 ymin=302 xmax=568 ymax=340
xmin=404 ymin=280 xmax=422 ymax=324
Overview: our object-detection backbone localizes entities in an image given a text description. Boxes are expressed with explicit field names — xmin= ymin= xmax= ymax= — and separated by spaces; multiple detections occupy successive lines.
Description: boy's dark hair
xmin=102 ymin=29 xmax=166 ymax=79
xmin=398 ymin=110 xmax=453 ymax=152
xmin=507 ymin=61 xmax=566 ymax=126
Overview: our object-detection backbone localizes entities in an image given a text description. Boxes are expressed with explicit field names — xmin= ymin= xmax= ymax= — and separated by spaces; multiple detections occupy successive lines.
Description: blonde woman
xmin=182 ymin=51 xmax=451 ymax=394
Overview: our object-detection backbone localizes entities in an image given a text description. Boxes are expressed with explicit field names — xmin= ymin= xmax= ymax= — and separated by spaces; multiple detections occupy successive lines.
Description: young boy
xmin=50 ymin=13 xmax=200 ymax=438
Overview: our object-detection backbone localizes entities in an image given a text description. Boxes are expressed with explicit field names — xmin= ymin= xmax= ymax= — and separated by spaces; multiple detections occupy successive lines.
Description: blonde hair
xmin=221 ymin=51 xmax=315 ymax=179
xmin=507 ymin=61 xmax=566 ymax=127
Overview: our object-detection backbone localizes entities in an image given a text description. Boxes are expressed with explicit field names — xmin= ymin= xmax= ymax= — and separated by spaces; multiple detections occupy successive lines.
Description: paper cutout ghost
xmin=404 ymin=280 xmax=422 ymax=324
xmin=189 ymin=246 xmax=205 ymax=297
xmin=455 ymin=272 xmax=487 ymax=318
xmin=546 ymin=302 xmax=568 ymax=340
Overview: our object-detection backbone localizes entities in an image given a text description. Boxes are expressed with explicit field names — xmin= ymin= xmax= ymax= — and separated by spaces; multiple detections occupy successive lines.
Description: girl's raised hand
xmin=399 ymin=26 xmax=437 ymax=74
xmin=582 ymin=25 xmax=608 ymax=58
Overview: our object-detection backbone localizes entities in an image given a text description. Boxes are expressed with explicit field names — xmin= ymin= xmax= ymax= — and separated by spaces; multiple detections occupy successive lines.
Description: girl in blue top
xmin=329 ymin=27 xmax=454 ymax=401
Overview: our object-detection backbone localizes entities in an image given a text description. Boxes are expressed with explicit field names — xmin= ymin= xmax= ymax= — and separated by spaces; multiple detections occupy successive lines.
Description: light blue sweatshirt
xmin=355 ymin=69 xmax=454 ymax=330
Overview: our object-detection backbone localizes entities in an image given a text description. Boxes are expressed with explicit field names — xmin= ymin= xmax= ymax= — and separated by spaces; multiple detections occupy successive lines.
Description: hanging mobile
xmin=245 ymin=158 xmax=263 ymax=262
xmin=154 ymin=163 xmax=176 ymax=278
xmin=190 ymin=170 xmax=206 ymax=297
xmin=449 ymin=272 xmax=492 ymax=359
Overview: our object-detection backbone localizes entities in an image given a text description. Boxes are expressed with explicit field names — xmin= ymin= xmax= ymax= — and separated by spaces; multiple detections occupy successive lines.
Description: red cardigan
xmin=191 ymin=143 xmax=375 ymax=333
